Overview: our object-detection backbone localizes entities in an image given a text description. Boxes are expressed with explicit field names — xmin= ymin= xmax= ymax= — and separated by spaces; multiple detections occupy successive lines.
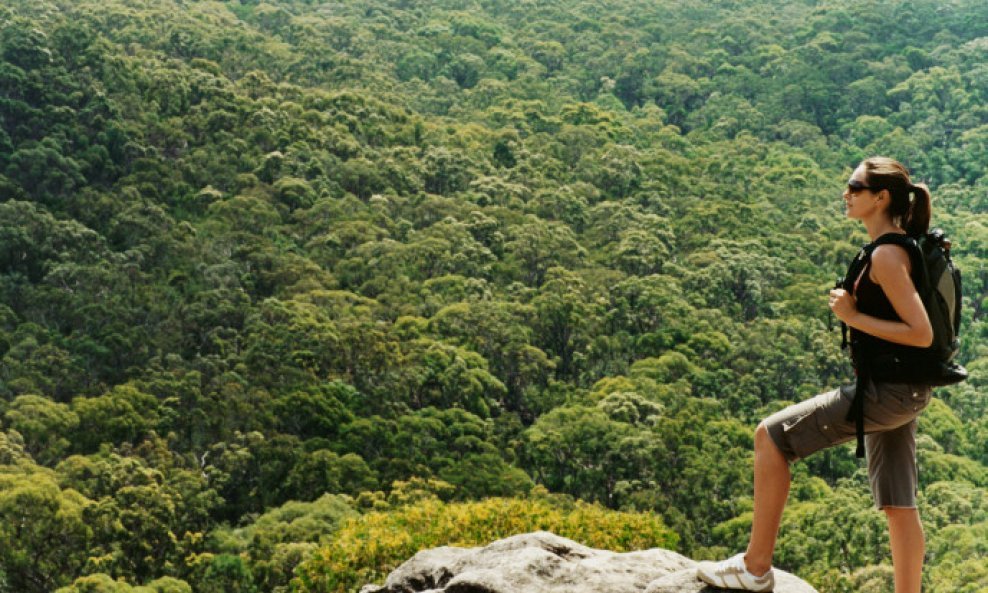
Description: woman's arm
xmin=829 ymin=244 xmax=933 ymax=348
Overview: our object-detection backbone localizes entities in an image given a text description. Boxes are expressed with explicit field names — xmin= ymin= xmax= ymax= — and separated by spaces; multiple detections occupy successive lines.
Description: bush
xmin=292 ymin=490 xmax=677 ymax=593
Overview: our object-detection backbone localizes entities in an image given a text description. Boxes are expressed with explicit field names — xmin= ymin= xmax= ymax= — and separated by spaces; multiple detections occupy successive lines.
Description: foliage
xmin=0 ymin=0 xmax=986 ymax=591
xmin=292 ymin=490 xmax=677 ymax=593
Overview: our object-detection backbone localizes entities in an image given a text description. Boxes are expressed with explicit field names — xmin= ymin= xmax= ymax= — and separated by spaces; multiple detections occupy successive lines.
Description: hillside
xmin=0 ymin=1 xmax=986 ymax=592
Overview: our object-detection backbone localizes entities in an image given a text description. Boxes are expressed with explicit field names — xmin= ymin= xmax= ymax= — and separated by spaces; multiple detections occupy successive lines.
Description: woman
xmin=696 ymin=157 xmax=934 ymax=593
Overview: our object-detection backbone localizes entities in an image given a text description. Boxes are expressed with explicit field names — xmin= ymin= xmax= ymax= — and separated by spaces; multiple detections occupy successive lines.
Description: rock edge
xmin=359 ymin=531 xmax=819 ymax=593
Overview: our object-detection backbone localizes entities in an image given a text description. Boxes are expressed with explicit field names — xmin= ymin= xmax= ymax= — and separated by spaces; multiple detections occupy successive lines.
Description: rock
xmin=359 ymin=531 xmax=819 ymax=593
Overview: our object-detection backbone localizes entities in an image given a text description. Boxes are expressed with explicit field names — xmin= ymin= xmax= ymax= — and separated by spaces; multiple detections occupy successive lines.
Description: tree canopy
xmin=1 ymin=0 xmax=986 ymax=591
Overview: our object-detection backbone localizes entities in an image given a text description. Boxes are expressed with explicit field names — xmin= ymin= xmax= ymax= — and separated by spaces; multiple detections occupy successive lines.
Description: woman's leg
xmin=866 ymin=393 xmax=929 ymax=593
xmin=744 ymin=422 xmax=791 ymax=576
xmin=698 ymin=390 xmax=839 ymax=591
xmin=885 ymin=507 xmax=924 ymax=593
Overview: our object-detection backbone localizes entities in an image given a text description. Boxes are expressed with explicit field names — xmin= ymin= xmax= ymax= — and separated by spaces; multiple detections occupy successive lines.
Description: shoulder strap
xmin=839 ymin=245 xmax=869 ymax=351
xmin=870 ymin=233 xmax=928 ymax=291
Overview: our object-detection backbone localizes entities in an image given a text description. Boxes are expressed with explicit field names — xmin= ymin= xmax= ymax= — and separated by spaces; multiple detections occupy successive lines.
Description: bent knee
xmin=754 ymin=421 xmax=776 ymax=449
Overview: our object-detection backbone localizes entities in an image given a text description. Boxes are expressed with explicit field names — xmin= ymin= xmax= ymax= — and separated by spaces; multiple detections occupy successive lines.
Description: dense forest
xmin=1 ymin=0 xmax=986 ymax=591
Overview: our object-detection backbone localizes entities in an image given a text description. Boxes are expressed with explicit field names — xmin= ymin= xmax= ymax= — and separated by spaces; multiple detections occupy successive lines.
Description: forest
xmin=0 ymin=0 xmax=986 ymax=591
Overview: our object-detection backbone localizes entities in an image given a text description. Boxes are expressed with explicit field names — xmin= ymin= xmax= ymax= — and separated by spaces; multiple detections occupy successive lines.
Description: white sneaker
xmin=696 ymin=553 xmax=775 ymax=591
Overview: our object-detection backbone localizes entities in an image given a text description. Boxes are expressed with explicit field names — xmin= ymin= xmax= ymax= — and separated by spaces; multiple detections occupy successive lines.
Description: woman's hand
xmin=829 ymin=288 xmax=858 ymax=323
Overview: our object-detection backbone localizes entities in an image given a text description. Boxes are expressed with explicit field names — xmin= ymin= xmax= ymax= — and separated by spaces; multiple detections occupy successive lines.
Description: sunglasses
xmin=846 ymin=178 xmax=880 ymax=193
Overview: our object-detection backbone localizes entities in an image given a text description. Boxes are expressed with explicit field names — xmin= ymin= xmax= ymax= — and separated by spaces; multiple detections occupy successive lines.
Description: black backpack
xmin=907 ymin=230 xmax=967 ymax=384
xmin=838 ymin=230 xmax=967 ymax=456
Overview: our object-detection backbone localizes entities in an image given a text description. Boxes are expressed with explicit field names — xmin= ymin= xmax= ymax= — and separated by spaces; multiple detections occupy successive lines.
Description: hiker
xmin=697 ymin=157 xmax=938 ymax=593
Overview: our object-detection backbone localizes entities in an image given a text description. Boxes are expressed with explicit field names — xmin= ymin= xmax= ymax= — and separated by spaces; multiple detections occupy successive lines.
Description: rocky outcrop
xmin=359 ymin=531 xmax=818 ymax=593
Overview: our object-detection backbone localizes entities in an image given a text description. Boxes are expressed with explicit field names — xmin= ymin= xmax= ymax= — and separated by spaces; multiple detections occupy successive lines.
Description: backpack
xmin=838 ymin=229 xmax=967 ymax=457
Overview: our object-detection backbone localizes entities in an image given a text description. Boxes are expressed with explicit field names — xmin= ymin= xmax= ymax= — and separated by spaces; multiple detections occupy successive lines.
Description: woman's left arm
xmin=830 ymin=244 xmax=933 ymax=348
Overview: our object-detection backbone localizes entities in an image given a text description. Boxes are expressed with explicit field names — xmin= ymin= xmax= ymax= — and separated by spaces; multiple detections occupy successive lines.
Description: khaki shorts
xmin=763 ymin=380 xmax=933 ymax=509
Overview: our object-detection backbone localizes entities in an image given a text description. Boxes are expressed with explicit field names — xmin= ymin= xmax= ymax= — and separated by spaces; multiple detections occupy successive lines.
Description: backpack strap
xmin=872 ymin=233 xmax=927 ymax=292
xmin=848 ymin=372 xmax=868 ymax=458
xmin=837 ymin=241 xmax=875 ymax=458
xmin=838 ymin=244 xmax=873 ymax=350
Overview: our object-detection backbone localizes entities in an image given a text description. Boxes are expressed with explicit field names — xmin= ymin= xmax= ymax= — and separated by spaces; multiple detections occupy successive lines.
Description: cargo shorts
xmin=763 ymin=380 xmax=933 ymax=509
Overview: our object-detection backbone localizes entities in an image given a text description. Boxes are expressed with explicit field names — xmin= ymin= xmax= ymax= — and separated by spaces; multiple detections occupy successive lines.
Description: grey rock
xmin=360 ymin=531 xmax=819 ymax=593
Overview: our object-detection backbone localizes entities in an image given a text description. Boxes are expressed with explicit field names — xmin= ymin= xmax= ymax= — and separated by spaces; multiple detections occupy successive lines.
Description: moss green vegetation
xmin=294 ymin=483 xmax=677 ymax=593
xmin=1 ymin=0 xmax=986 ymax=591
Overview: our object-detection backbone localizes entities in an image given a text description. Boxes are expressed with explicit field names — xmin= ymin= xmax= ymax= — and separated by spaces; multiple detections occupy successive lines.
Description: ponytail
xmin=905 ymin=182 xmax=931 ymax=237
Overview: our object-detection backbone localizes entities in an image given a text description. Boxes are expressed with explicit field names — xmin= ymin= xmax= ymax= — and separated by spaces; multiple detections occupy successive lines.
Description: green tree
xmin=283 ymin=450 xmax=378 ymax=501
xmin=3 ymin=394 xmax=79 ymax=465
xmin=71 ymin=385 xmax=160 ymax=452
xmin=0 ymin=469 xmax=92 ymax=593
xmin=503 ymin=219 xmax=586 ymax=287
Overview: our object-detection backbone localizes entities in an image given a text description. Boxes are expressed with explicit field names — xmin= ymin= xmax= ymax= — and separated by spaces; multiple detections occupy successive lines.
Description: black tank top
xmin=852 ymin=255 xmax=902 ymax=322
xmin=849 ymin=242 xmax=923 ymax=378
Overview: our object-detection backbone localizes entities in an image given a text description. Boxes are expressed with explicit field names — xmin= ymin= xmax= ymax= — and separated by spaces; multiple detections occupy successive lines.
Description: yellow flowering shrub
xmin=291 ymin=492 xmax=677 ymax=593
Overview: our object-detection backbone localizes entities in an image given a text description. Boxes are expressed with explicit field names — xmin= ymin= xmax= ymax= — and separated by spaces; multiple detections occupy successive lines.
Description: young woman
xmin=696 ymin=157 xmax=934 ymax=593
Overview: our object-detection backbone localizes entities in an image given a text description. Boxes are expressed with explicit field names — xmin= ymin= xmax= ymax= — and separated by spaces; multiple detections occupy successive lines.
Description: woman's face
xmin=842 ymin=164 xmax=883 ymax=220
